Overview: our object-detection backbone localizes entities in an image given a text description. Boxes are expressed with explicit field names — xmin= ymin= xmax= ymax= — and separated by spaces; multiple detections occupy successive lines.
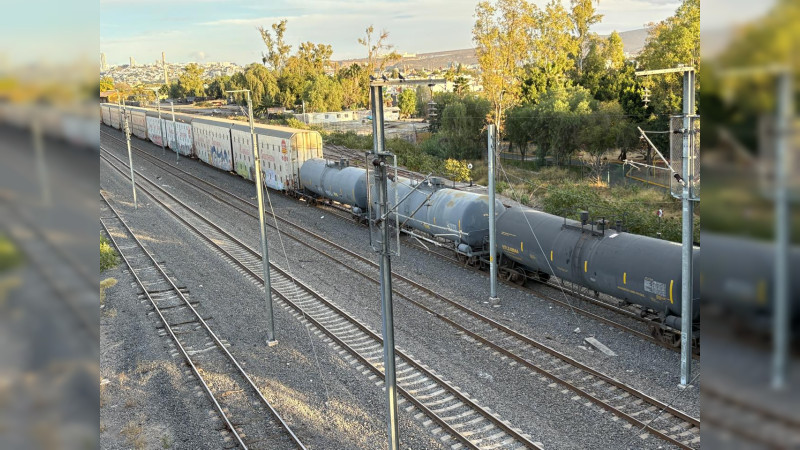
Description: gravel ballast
xmin=101 ymin=127 xmax=700 ymax=449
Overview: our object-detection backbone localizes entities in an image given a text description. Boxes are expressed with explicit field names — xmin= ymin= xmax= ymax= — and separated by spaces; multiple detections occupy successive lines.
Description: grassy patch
xmin=120 ymin=421 xmax=146 ymax=450
xmin=100 ymin=236 xmax=119 ymax=271
xmin=100 ymin=277 xmax=117 ymax=306
xmin=0 ymin=235 xmax=22 ymax=272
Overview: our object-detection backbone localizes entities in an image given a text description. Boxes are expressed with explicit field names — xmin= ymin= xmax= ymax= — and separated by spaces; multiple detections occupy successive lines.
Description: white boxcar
xmin=106 ymin=104 xmax=122 ymax=130
xmin=101 ymin=104 xmax=112 ymax=126
xmin=231 ymin=124 xmax=256 ymax=180
xmin=129 ymin=107 xmax=147 ymax=139
xmin=229 ymin=122 xmax=323 ymax=190
xmin=163 ymin=113 xmax=194 ymax=156
xmin=145 ymin=110 xmax=167 ymax=147
xmin=192 ymin=118 xmax=233 ymax=171
xmin=256 ymin=125 xmax=323 ymax=191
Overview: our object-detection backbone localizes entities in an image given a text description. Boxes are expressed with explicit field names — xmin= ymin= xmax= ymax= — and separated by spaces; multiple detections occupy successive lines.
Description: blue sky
xmin=99 ymin=0 xmax=687 ymax=66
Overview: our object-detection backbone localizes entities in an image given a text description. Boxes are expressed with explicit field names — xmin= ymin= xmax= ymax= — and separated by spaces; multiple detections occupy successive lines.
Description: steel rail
xmin=99 ymin=191 xmax=306 ymax=450
xmin=102 ymin=138 xmax=699 ymax=449
xmin=100 ymin=128 xmax=673 ymax=346
xmin=102 ymin=143 xmax=700 ymax=446
xmin=0 ymin=200 xmax=99 ymax=342
xmin=101 ymin=149 xmax=541 ymax=449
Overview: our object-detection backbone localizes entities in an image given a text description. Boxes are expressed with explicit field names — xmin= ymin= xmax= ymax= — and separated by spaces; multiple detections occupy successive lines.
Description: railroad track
xmin=100 ymin=192 xmax=305 ymax=450
xmin=702 ymin=384 xmax=800 ymax=448
xmin=101 ymin=127 xmax=690 ymax=355
xmin=102 ymin=134 xmax=701 ymax=449
xmin=0 ymin=198 xmax=99 ymax=344
xmin=101 ymin=147 xmax=542 ymax=449
xmin=404 ymin=235 xmax=699 ymax=358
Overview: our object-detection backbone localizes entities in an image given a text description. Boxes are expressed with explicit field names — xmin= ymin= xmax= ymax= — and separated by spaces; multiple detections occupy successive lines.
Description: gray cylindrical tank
xmin=382 ymin=178 xmax=504 ymax=249
xmin=701 ymin=233 xmax=800 ymax=320
xmin=300 ymin=158 xmax=368 ymax=209
xmin=496 ymin=207 xmax=699 ymax=318
xmin=425 ymin=188 xmax=504 ymax=248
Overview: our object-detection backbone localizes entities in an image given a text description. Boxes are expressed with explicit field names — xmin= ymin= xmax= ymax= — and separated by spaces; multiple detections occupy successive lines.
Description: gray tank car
xmin=495 ymin=207 xmax=699 ymax=322
xmin=299 ymin=158 xmax=369 ymax=214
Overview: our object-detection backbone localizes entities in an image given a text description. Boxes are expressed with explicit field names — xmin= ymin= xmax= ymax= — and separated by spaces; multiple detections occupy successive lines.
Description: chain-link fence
xmin=624 ymin=161 xmax=672 ymax=189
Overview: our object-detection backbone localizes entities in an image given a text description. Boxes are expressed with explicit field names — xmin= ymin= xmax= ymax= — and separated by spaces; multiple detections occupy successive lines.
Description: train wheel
xmin=650 ymin=325 xmax=682 ymax=348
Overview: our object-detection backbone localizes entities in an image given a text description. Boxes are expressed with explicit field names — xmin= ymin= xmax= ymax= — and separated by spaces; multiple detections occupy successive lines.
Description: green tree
xmin=100 ymin=76 xmax=114 ymax=92
xmin=529 ymin=84 xmax=593 ymax=165
xmin=570 ymin=0 xmax=603 ymax=75
xmin=444 ymin=158 xmax=471 ymax=182
xmin=605 ymin=31 xmax=625 ymax=70
xmin=241 ymin=64 xmax=279 ymax=106
xmin=427 ymin=93 xmax=491 ymax=159
xmin=206 ymin=75 xmax=231 ymax=99
xmin=358 ymin=25 xmax=401 ymax=76
xmin=637 ymin=0 xmax=699 ymax=115
xmin=167 ymin=81 xmax=183 ymax=100
xmin=259 ymin=19 xmax=291 ymax=72
xmin=578 ymin=101 xmax=635 ymax=182
xmin=453 ymin=76 xmax=470 ymax=95
xmin=178 ymin=63 xmax=206 ymax=98
xmin=580 ymin=32 xmax=629 ymax=101
xmin=295 ymin=41 xmax=333 ymax=76
xmin=530 ymin=0 xmax=578 ymax=89
xmin=398 ymin=89 xmax=416 ymax=118
xmin=302 ymin=75 xmax=343 ymax=112
xmin=504 ymin=104 xmax=536 ymax=159
xmin=338 ymin=63 xmax=368 ymax=109
xmin=473 ymin=0 xmax=534 ymax=130
xmin=415 ymin=85 xmax=432 ymax=117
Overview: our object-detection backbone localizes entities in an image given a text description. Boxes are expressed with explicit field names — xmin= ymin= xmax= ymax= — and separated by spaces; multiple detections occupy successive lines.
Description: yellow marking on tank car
xmin=520 ymin=241 xmax=523 ymax=252
xmin=757 ymin=279 xmax=767 ymax=305
xmin=669 ymin=280 xmax=674 ymax=304
xmin=458 ymin=220 xmax=461 ymax=231
xmin=623 ymin=272 xmax=627 ymax=284
xmin=584 ymin=261 xmax=587 ymax=273
xmin=550 ymin=250 xmax=553 ymax=261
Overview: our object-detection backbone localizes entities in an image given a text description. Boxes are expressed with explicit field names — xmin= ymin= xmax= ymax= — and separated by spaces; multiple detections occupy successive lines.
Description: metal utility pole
xmin=120 ymin=97 xmax=137 ymax=209
xmin=170 ymin=100 xmax=178 ymax=162
xmin=679 ymin=68 xmax=696 ymax=386
xmin=772 ymin=70 xmax=792 ymax=390
xmin=226 ymin=89 xmax=277 ymax=345
xmin=364 ymin=76 xmax=441 ymax=448
xmin=718 ymin=65 xmax=794 ymax=389
xmin=488 ymin=124 xmax=498 ymax=302
xmin=151 ymin=89 xmax=166 ymax=155
xmin=635 ymin=66 xmax=697 ymax=386
xmin=370 ymin=82 xmax=400 ymax=450
xmin=31 ymin=115 xmax=50 ymax=207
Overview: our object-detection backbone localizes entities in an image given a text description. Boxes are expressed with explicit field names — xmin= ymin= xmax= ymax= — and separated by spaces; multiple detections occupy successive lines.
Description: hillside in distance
xmin=333 ymin=28 xmax=649 ymax=72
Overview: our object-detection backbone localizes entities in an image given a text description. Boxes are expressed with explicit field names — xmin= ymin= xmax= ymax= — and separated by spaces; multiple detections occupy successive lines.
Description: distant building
xmin=99 ymin=91 xmax=114 ymax=103
xmin=129 ymin=56 xmax=136 ymax=67
xmin=100 ymin=53 xmax=108 ymax=71
xmin=384 ymin=107 xmax=400 ymax=121
xmin=294 ymin=111 xmax=358 ymax=124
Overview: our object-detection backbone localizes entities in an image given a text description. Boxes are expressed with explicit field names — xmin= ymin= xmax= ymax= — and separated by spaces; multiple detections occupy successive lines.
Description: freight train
xmin=300 ymin=158 xmax=700 ymax=329
xmin=100 ymin=103 xmax=798 ymax=341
